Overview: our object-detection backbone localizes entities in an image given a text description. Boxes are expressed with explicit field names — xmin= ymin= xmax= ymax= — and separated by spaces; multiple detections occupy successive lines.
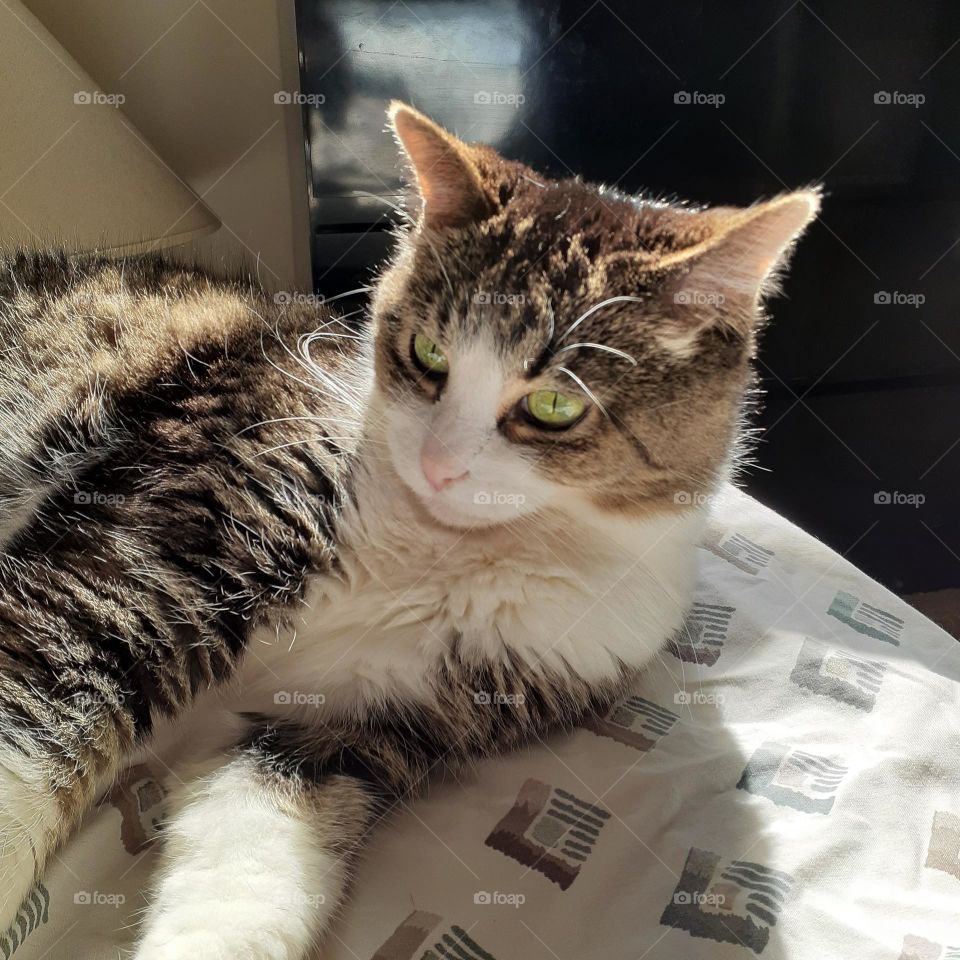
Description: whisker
xmin=315 ymin=285 xmax=373 ymax=306
xmin=556 ymin=342 xmax=637 ymax=365
xmin=231 ymin=415 xmax=359 ymax=439
xmin=351 ymin=191 xmax=415 ymax=227
xmin=249 ymin=436 xmax=358 ymax=460
xmin=557 ymin=365 xmax=608 ymax=419
xmin=542 ymin=299 xmax=556 ymax=354
xmin=559 ymin=295 xmax=646 ymax=343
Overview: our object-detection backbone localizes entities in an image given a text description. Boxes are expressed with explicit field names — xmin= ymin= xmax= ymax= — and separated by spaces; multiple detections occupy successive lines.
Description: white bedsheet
xmin=9 ymin=485 xmax=960 ymax=959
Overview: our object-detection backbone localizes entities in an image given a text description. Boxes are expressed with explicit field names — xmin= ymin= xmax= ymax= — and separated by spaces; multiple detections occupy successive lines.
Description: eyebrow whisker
xmin=558 ymin=295 xmax=646 ymax=343
xmin=557 ymin=365 xmax=608 ymax=419
xmin=556 ymin=341 xmax=637 ymax=365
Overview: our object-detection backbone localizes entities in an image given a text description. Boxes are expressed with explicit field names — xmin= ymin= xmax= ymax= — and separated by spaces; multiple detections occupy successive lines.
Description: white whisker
xmin=316 ymin=285 xmax=373 ymax=306
xmin=249 ymin=436 xmax=357 ymax=460
xmin=232 ymin=415 xmax=358 ymax=439
xmin=556 ymin=342 xmax=637 ymax=365
xmin=559 ymin=295 xmax=646 ymax=343
xmin=543 ymin=299 xmax=556 ymax=353
xmin=557 ymin=366 xmax=608 ymax=419
xmin=351 ymin=191 xmax=415 ymax=227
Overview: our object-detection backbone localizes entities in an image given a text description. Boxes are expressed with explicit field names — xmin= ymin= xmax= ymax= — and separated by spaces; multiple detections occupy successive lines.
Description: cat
xmin=0 ymin=102 xmax=818 ymax=958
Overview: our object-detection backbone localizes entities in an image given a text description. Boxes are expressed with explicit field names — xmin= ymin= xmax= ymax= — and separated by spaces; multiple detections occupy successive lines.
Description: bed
xmin=9 ymin=485 xmax=960 ymax=959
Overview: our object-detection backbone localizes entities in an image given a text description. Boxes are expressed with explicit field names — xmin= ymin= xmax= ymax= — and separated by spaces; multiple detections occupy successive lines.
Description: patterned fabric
xmin=12 ymin=486 xmax=960 ymax=958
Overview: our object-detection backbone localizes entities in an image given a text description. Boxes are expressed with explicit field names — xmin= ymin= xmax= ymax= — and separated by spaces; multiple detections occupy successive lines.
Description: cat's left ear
xmin=660 ymin=190 xmax=820 ymax=327
xmin=388 ymin=102 xmax=494 ymax=230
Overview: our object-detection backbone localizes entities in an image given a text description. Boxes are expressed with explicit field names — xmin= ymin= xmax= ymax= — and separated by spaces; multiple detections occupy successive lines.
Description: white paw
xmin=135 ymin=931 xmax=240 ymax=960
xmin=135 ymin=921 xmax=304 ymax=960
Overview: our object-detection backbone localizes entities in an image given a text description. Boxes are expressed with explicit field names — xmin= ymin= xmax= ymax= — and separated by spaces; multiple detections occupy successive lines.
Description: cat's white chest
xmin=236 ymin=501 xmax=703 ymax=719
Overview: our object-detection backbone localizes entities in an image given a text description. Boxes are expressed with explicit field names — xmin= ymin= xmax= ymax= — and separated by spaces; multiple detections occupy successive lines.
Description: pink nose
xmin=421 ymin=447 xmax=469 ymax=492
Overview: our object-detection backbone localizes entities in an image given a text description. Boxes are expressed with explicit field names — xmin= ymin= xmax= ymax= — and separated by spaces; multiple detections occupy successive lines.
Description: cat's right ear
xmin=388 ymin=102 xmax=494 ymax=230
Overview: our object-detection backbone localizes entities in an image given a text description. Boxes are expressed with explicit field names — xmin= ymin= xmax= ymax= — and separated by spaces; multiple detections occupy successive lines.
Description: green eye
xmin=523 ymin=390 xmax=587 ymax=428
xmin=412 ymin=333 xmax=449 ymax=376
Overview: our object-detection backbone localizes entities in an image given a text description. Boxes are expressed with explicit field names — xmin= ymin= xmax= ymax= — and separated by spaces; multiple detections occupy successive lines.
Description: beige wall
xmin=25 ymin=0 xmax=312 ymax=292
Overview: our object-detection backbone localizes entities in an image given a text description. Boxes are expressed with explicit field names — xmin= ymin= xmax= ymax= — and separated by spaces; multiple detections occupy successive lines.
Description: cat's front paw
xmin=134 ymin=926 xmax=303 ymax=960
xmin=134 ymin=933 xmax=223 ymax=960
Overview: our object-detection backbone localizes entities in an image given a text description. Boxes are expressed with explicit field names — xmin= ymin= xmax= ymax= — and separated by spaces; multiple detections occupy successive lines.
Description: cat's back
xmin=0 ymin=251 xmax=368 ymax=550
xmin=0 ymin=252 xmax=268 ymax=401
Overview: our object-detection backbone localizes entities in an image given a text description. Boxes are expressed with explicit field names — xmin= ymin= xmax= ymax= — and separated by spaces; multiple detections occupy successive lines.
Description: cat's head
xmin=369 ymin=102 xmax=818 ymax=530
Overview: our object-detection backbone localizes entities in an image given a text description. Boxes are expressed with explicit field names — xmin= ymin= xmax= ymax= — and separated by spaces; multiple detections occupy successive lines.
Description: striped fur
xmin=0 ymin=105 xmax=817 ymax=957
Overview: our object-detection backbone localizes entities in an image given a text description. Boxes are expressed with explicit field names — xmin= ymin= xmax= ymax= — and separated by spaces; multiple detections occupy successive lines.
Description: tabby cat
xmin=0 ymin=103 xmax=818 ymax=957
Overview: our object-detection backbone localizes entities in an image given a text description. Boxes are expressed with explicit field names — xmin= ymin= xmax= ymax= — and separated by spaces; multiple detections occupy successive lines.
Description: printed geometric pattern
xmin=790 ymin=638 xmax=886 ymax=712
xmin=98 ymin=762 xmax=167 ymax=855
xmin=370 ymin=911 xmax=497 ymax=960
xmin=669 ymin=598 xmax=735 ymax=666
xmin=485 ymin=778 xmax=611 ymax=890
xmin=660 ymin=848 xmax=793 ymax=955
xmin=738 ymin=742 xmax=848 ymax=814
xmin=827 ymin=590 xmax=904 ymax=646
xmin=585 ymin=694 xmax=679 ymax=751
xmin=899 ymin=934 xmax=960 ymax=959
xmin=706 ymin=532 xmax=775 ymax=576
xmin=925 ymin=811 xmax=960 ymax=880
xmin=0 ymin=883 xmax=49 ymax=960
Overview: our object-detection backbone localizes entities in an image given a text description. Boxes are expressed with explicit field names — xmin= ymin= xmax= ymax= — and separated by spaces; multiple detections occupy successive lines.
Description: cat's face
xmin=370 ymin=103 xmax=818 ymax=530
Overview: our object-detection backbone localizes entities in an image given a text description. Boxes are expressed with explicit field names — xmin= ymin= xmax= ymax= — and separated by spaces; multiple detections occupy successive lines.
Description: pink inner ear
xmin=672 ymin=193 xmax=820 ymax=304
xmin=390 ymin=105 xmax=492 ymax=230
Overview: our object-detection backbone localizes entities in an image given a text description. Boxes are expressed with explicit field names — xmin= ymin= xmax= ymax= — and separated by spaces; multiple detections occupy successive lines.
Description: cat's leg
xmin=134 ymin=653 xmax=622 ymax=960
xmin=134 ymin=748 xmax=373 ymax=960
xmin=0 ymin=750 xmax=56 ymax=931
xmin=0 ymin=727 xmax=115 ymax=932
